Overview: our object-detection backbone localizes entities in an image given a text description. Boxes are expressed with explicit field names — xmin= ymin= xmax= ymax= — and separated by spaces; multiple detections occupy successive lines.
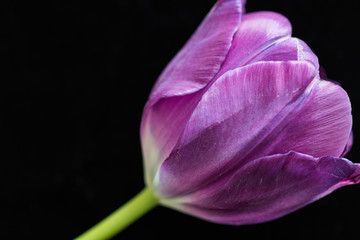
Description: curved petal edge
xmin=148 ymin=0 xmax=244 ymax=107
xmin=162 ymin=151 xmax=360 ymax=225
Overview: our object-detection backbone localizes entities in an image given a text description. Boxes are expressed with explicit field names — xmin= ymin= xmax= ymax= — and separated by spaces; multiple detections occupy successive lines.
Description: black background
xmin=1 ymin=0 xmax=360 ymax=239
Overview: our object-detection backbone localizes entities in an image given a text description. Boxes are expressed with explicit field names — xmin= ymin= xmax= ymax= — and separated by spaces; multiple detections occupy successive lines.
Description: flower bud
xmin=140 ymin=0 xmax=359 ymax=225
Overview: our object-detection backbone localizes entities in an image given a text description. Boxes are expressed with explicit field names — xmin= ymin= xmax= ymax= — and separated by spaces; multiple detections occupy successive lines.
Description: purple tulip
xmin=140 ymin=0 xmax=360 ymax=225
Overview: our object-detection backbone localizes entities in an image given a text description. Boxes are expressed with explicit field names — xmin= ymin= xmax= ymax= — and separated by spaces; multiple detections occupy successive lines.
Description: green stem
xmin=75 ymin=187 xmax=158 ymax=240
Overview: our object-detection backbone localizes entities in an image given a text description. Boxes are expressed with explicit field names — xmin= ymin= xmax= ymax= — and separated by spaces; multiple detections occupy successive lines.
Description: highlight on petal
xmin=148 ymin=0 xmax=243 ymax=106
xmin=155 ymin=61 xmax=317 ymax=197
xmin=166 ymin=151 xmax=360 ymax=225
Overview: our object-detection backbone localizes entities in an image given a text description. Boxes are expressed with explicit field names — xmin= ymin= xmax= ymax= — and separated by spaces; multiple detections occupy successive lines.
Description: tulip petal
xmin=248 ymin=37 xmax=320 ymax=74
xmin=156 ymin=61 xmax=317 ymax=197
xmin=148 ymin=0 xmax=243 ymax=106
xmin=141 ymin=92 xmax=202 ymax=185
xmin=218 ymin=12 xmax=319 ymax=76
xmin=173 ymin=151 xmax=360 ymax=225
xmin=341 ymin=132 xmax=353 ymax=157
xmin=141 ymin=0 xmax=243 ymax=185
xmin=217 ymin=12 xmax=319 ymax=77
xmin=217 ymin=11 xmax=292 ymax=76
xmin=247 ymin=79 xmax=352 ymax=160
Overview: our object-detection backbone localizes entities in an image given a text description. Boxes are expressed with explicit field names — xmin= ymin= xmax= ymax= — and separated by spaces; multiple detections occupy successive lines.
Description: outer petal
xmin=217 ymin=11 xmax=292 ymax=76
xmin=165 ymin=151 xmax=360 ymax=225
xmin=247 ymin=80 xmax=352 ymax=160
xmin=156 ymin=61 xmax=317 ymax=197
xmin=341 ymin=132 xmax=353 ymax=157
xmin=141 ymin=0 xmax=243 ymax=185
xmin=148 ymin=0 xmax=243 ymax=106
xmin=141 ymin=93 xmax=202 ymax=185
xmin=216 ymin=11 xmax=319 ymax=77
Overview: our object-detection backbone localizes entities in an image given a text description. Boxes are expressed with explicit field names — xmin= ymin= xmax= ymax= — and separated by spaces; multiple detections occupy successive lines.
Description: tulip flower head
xmin=140 ymin=0 xmax=360 ymax=225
